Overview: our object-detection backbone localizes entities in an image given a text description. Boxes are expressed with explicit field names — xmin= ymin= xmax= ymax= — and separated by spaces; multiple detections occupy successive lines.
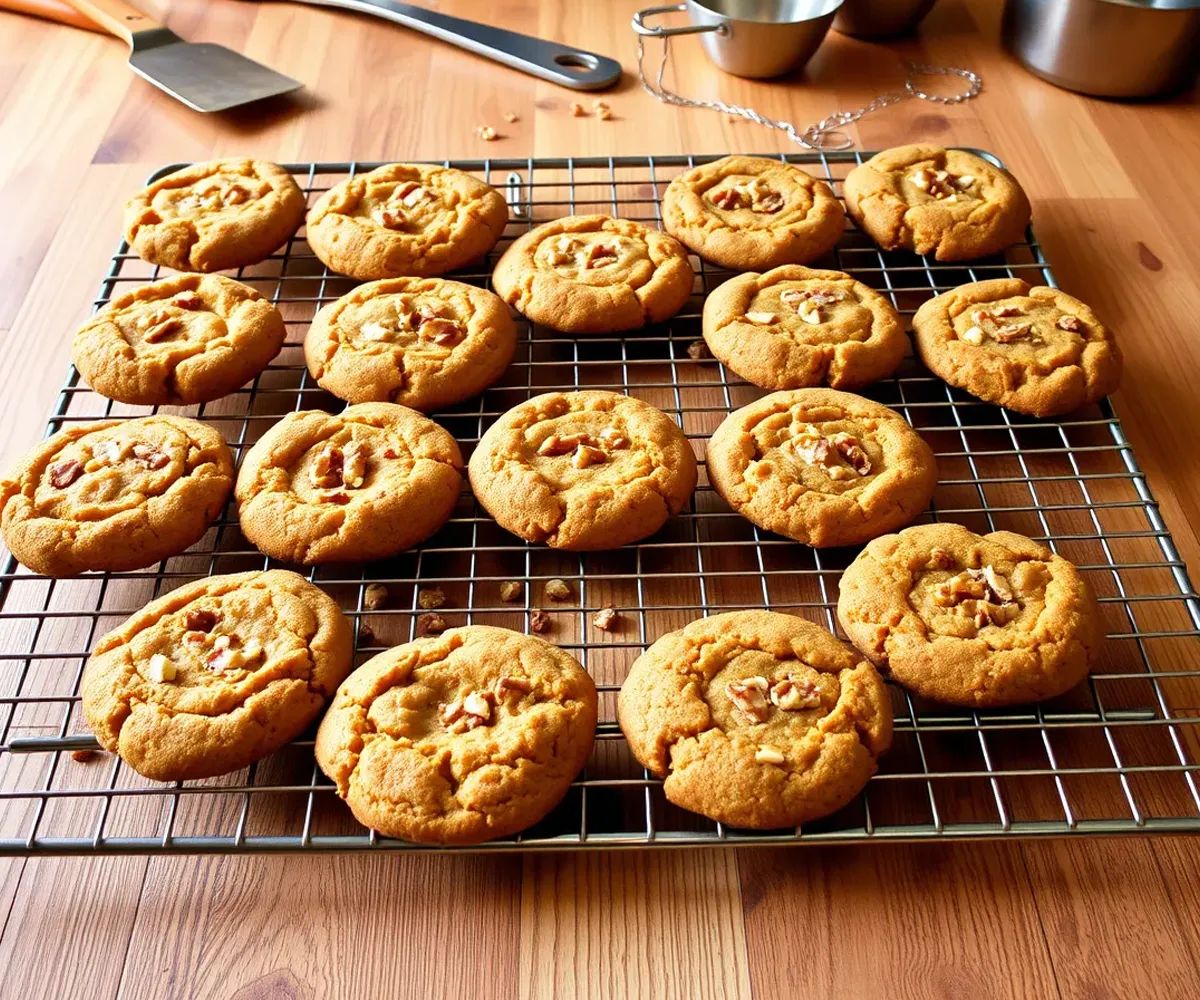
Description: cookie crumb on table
xmin=545 ymin=579 xmax=573 ymax=601
xmin=71 ymin=749 xmax=98 ymax=763
xmin=570 ymin=102 xmax=586 ymax=117
xmin=364 ymin=583 xmax=389 ymax=610
xmin=503 ymin=112 xmax=519 ymax=123
xmin=593 ymin=605 xmax=618 ymax=631
xmin=418 ymin=587 xmax=446 ymax=610
xmin=418 ymin=612 xmax=448 ymax=635
xmin=475 ymin=125 xmax=497 ymax=141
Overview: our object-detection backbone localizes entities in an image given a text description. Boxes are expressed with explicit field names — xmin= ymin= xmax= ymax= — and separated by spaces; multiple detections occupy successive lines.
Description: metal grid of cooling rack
xmin=2 ymin=152 xmax=1199 ymax=856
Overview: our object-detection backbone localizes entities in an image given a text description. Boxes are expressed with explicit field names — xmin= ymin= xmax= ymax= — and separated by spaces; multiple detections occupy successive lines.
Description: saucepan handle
xmin=632 ymin=3 xmax=723 ymax=37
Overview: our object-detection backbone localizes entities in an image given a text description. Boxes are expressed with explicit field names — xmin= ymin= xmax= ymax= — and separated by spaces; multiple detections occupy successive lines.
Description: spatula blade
xmin=129 ymin=40 xmax=302 ymax=113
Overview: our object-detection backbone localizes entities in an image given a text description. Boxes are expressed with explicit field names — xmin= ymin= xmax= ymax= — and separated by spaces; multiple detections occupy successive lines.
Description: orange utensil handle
xmin=0 ymin=0 xmax=103 ymax=32
xmin=63 ymin=0 xmax=163 ymax=44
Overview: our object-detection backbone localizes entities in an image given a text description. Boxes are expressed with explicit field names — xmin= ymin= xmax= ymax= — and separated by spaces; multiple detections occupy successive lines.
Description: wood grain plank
xmin=1020 ymin=839 xmax=1200 ymax=999
xmin=114 ymin=853 xmax=523 ymax=1000
xmin=739 ymin=843 xmax=1060 ymax=1000
xmin=519 ymin=851 xmax=752 ymax=1000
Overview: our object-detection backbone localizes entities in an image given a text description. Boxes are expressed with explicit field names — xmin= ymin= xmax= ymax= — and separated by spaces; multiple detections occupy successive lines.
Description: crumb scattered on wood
xmin=418 ymin=587 xmax=446 ymax=610
xmin=570 ymin=102 xmax=587 ymax=117
xmin=593 ymin=99 xmax=613 ymax=121
xmin=545 ymin=578 xmax=573 ymax=601
xmin=503 ymin=112 xmax=520 ymax=123
xmin=71 ymin=749 xmax=98 ymax=762
xmin=593 ymin=605 xmax=618 ymax=631
xmin=475 ymin=125 xmax=498 ymax=141
xmin=530 ymin=609 xmax=551 ymax=633
xmin=418 ymin=612 xmax=448 ymax=635
xmin=364 ymin=583 xmax=389 ymax=610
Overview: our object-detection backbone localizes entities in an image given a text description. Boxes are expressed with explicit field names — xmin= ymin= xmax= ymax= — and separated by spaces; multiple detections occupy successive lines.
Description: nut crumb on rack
xmin=592 ymin=604 xmax=618 ymax=631
xmin=364 ymin=583 xmax=389 ymax=610
xmin=499 ymin=581 xmax=523 ymax=602
xmin=418 ymin=586 xmax=446 ymax=610
xmin=475 ymin=125 xmax=498 ymax=141
xmin=687 ymin=340 xmax=713 ymax=360
xmin=357 ymin=623 xmax=376 ymax=645
xmin=418 ymin=612 xmax=448 ymax=635
xmin=545 ymin=578 xmax=573 ymax=601
xmin=530 ymin=609 xmax=551 ymax=633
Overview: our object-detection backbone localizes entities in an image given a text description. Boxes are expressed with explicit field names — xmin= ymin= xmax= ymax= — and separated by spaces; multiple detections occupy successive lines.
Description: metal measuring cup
xmin=632 ymin=0 xmax=844 ymax=79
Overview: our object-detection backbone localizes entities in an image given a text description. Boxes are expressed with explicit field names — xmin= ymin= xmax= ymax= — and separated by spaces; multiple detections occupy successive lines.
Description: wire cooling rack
xmin=1 ymin=152 xmax=1199 ymax=856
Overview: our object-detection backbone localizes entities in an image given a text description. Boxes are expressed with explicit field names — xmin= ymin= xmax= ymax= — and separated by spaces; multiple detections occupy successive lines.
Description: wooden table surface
xmin=2 ymin=1 xmax=1200 ymax=997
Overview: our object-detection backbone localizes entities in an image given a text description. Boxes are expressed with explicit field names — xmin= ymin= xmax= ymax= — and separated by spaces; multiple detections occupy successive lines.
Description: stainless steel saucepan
xmin=632 ymin=0 xmax=844 ymax=79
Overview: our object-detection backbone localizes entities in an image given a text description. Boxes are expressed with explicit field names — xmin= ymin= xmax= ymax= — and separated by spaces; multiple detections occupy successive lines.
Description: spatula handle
xmin=63 ymin=0 xmax=161 ymax=45
xmin=0 ymin=0 xmax=103 ymax=32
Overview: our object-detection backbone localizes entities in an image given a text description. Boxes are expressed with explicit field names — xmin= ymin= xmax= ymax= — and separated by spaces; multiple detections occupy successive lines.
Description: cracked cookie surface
xmin=124 ymin=159 xmax=306 ymax=273
xmin=315 ymin=625 xmax=597 ymax=844
xmin=912 ymin=278 xmax=1122 ymax=417
xmin=82 ymin=569 xmax=352 ymax=781
xmin=236 ymin=403 xmax=463 ymax=565
xmin=702 ymin=265 xmax=906 ymax=391
xmin=837 ymin=522 xmax=1101 ymax=706
xmin=843 ymin=145 xmax=1030 ymax=261
xmin=617 ymin=610 xmax=892 ymax=829
xmin=72 ymin=274 xmax=286 ymax=406
xmin=490 ymin=215 xmax=694 ymax=334
xmin=305 ymin=163 xmax=508 ymax=280
xmin=706 ymin=389 xmax=936 ymax=548
xmin=304 ymin=276 xmax=516 ymax=411
xmin=662 ymin=156 xmax=845 ymax=270
xmin=468 ymin=390 xmax=697 ymax=550
xmin=0 ymin=415 xmax=233 ymax=576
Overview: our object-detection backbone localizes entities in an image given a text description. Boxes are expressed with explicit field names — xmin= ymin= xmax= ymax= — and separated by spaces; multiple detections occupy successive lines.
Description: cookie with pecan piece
xmin=912 ymin=278 xmax=1122 ymax=417
xmin=0 ymin=415 xmax=233 ymax=576
xmin=468 ymin=390 xmax=697 ymax=550
xmin=304 ymin=276 xmax=516 ymax=411
xmin=124 ymin=159 xmax=306 ymax=273
xmin=72 ymin=274 xmax=285 ymax=406
xmin=491 ymin=215 xmax=694 ymax=333
xmin=843 ymin=145 xmax=1031 ymax=261
xmin=837 ymin=522 xmax=1101 ymax=706
xmin=82 ymin=569 xmax=352 ymax=781
xmin=662 ymin=156 xmax=845 ymax=270
xmin=706 ymin=388 xmax=936 ymax=548
xmin=703 ymin=265 xmax=906 ymax=390
xmin=618 ymin=610 xmax=892 ymax=829
xmin=235 ymin=403 xmax=463 ymax=565
xmin=315 ymin=625 xmax=596 ymax=844
xmin=306 ymin=163 xmax=508 ymax=280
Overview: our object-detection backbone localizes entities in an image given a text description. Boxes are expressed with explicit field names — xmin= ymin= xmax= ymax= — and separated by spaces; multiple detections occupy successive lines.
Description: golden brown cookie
xmin=706 ymin=389 xmax=936 ymax=548
xmin=82 ymin=569 xmax=353 ymax=781
xmin=303 ymin=276 xmax=516 ymax=411
xmin=305 ymin=163 xmax=508 ymax=280
xmin=843 ymin=145 xmax=1031 ymax=261
xmin=235 ymin=403 xmax=463 ymax=565
xmin=71 ymin=274 xmax=286 ymax=406
xmin=702 ymin=265 xmax=906 ymax=390
xmin=490 ymin=215 xmax=694 ymax=334
xmin=468 ymin=390 xmax=697 ymax=550
xmin=0 ymin=416 xmax=233 ymax=577
xmin=315 ymin=625 xmax=597 ymax=845
xmin=124 ymin=159 xmax=306 ymax=273
xmin=618 ymin=610 xmax=892 ymax=829
xmin=662 ymin=156 xmax=845 ymax=270
xmin=837 ymin=523 xmax=1101 ymax=706
xmin=912 ymin=278 xmax=1122 ymax=417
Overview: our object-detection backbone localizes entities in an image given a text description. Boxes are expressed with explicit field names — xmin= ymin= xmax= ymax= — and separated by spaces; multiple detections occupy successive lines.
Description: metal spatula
xmin=61 ymin=0 xmax=303 ymax=112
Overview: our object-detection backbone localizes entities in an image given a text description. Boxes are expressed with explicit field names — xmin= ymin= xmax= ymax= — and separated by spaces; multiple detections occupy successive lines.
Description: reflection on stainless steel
xmin=1002 ymin=0 xmax=1200 ymax=99
xmin=632 ymin=0 xmax=844 ymax=79
xmin=833 ymin=0 xmax=937 ymax=38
